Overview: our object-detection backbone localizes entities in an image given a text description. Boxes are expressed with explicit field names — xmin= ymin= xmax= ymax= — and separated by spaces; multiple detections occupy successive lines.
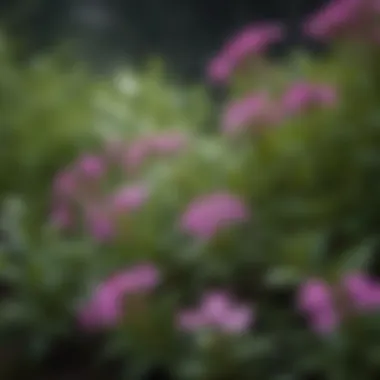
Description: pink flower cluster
xmin=281 ymin=81 xmax=338 ymax=116
xmin=51 ymin=153 xmax=108 ymax=230
xmin=52 ymin=168 xmax=149 ymax=242
xmin=123 ymin=131 xmax=189 ymax=173
xmin=304 ymin=0 xmax=380 ymax=41
xmin=178 ymin=291 xmax=254 ymax=334
xmin=221 ymin=92 xmax=278 ymax=135
xmin=79 ymin=267 xmax=380 ymax=336
xmin=207 ymin=1 xmax=379 ymax=84
xmin=83 ymin=183 xmax=149 ymax=241
xmin=51 ymin=131 xmax=188 ymax=241
xmin=79 ymin=263 xmax=253 ymax=335
xmin=207 ymin=23 xmax=284 ymax=84
xmin=53 ymin=154 xmax=106 ymax=199
xmin=79 ymin=263 xmax=160 ymax=329
xmin=221 ymin=81 xmax=338 ymax=137
xmin=297 ymin=272 xmax=380 ymax=334
xmin=180 ymin=192 xmax=250 ymax=239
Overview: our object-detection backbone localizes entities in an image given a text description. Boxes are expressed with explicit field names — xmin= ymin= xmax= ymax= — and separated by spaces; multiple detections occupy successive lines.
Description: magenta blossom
xmin=111 ymin=183 xmax=149 ymax=212
xmin=297 ymin=278 xmax=334 ymax=312
xmin=296 ymin=278 xmax=339 ymax=334
xmin=180 ymin=192 xmax=250 ymax=239
xmin=281 ymin=81 xmax=338 ymax=116
xmin=303 ymin=0 xmax=377 ymax=40
xmin=79 ymin=263 xmax=160 ymax=329
xmin=76 ymin=154 xmax=106 ymax=180
xmin=149 ymin=131 xmax=188 ymax=155
xmin=221 ymin=92 xmax=279 ymax=135
xmin=52 ymin=154 xmax=105 ymax=202
xmin=207 ymin=23 xmax=284 ymax=83
xmin=178 ymin=291 xmax=253 ymax=334
xmin=207 ymin=55 xmax=232 ymax=85
xmin=124 ymin=132 xmax=187 ymax=173
xmin=342 ymin=272 xmax=380 ymax=311
xmin=297 ymin=272 xmax=380 ymax=335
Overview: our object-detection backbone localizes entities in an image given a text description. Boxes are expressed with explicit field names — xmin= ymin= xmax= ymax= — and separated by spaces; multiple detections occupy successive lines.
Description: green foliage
xmin=0 ymin=36 xmax=99 ymax=233
xmin=242 ymin=45 xmax=380 ymax=278
xmin=0 ymin=34 xmax=211 ymax=236
xmin=95 ymin=59 xmax=212 ymax=138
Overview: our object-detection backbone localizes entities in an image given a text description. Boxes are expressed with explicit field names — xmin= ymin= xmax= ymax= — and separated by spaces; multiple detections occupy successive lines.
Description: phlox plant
xmin=2 ymin=0 xmax=380 ymax=379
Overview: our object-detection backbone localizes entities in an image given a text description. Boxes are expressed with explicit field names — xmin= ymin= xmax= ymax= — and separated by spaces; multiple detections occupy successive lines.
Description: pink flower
xmin=297 ymin=278 xmax=334 ymax=313
xmin=76 ymin=154 xmax=106 ymax=180
xmin=53 ymin=154 xmax=105 ymax=202
xmin=342 ymin=272 xmax=380 ymax=311
xmin=297 ymin=278 xmax=339 ymax=335
xmin=79 ymin=282 xmax=122 ymax=328
xmin=180 ymin=192 xmax=250 ymax=239
xmin=297 ymin=272 xmax=380 ymax=335
xmin=111 ymin=183 xmax=149 ymax=212
xmin=221 ymin=92 xmax=279 ymax=135
xmin=225 ymin=23 xmax=284 ymax=59
xmin=149 ymin=132 xmax=188 ymax=155
xmin=207 ymin=23 xmax=284 ymax=83
xmin=303 ymin=0 xmax=376 ymax=40
xmin=178 ymin=291 xmax=253 ymax=334
xmin=281 ymin=81 xmax=337 ymax=116
xmin=207 ymin=55 xmax=233 ymax=84
xmin=108 ymin=263 xmax=161 ymax=294
xmin=124 ymin=132 xmax=187 ymax=173
xmin=79 ymin=263 xmax=160 ymax=329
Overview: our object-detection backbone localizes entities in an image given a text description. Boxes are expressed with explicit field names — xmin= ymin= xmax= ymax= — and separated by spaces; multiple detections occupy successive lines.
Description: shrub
xmin=2 ymin=0 xmax=380 ymax=379
xmin=0 ymin=34 xmax=211 ymax=237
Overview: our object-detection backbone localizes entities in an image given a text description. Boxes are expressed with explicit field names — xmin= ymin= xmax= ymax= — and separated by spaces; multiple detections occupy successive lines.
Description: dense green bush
xmin=1 ymin=0 xmax=380 ymax=379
